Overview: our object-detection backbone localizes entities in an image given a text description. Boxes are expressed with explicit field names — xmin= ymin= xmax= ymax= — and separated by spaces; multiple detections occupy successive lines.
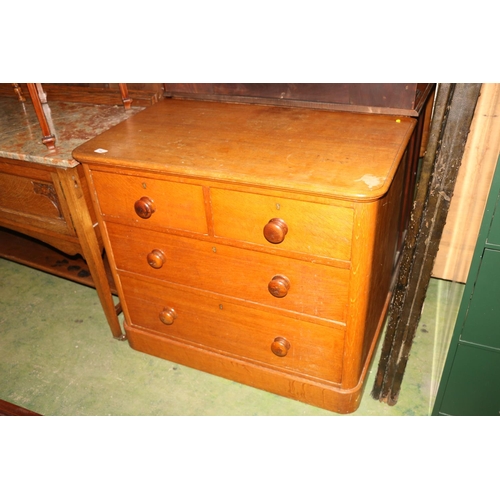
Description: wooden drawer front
xmin=90 ymin=170 xmax=208 ymax=234
xmin=0 ymin=171 xmax=72 ymax=233
xmin=0 ymin=172 xmax=62 ymax=219
xmin=107 ymin=223 xmax=349 ymax=323
xmin=210 ymin=188 xmax=353 ymax=260
xmin=120 ymin=274 xmax=344 ymax=382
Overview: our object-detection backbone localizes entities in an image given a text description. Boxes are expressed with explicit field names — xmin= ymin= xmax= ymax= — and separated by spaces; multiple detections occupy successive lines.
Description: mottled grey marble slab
xmin=0 ymin=96 xmax=144 ymax=168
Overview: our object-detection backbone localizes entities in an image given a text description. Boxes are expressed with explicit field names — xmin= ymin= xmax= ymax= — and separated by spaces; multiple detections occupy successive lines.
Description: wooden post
xmin=371 ymin=83 xmax=482 ymax=405
xmin=26 ymin=83 xmax=56 ymax=151
xmin=119 ymin=83 xmax=133 ymax=109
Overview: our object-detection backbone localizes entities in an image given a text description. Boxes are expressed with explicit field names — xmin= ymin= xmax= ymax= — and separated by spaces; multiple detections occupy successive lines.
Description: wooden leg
xmin=26 ymin=83 xmax=56 ymax=151
xmin=118 ymin=83 xmax=133 ymax=109
xmin=57 ymin=167 xmax=124 ymax=340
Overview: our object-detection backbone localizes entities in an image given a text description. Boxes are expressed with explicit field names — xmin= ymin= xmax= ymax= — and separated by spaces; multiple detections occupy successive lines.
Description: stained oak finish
xmin=120 ymin=273 xmax=345 ymax=382
xmin=74 ymin=99 xmax=415 ymax=413
xmin=105 ymin=222 xmax=350 ymax=322
xmin=90 ymin=170 xmax=207 ymax=234
xmin=210 ymin=189 xmax=354 ymax=260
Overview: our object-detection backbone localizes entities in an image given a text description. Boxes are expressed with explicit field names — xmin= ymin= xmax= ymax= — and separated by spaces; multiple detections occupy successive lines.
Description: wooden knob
xmin=271 ymin=337 xmax=291 ymax=357
xmin=268 ymin=275 xmax=290 ymax=298
xmin=134 ymin=196 xmax=156 ymax=219
xmin=263 ymin=218 xmax=288 ymax=244
xmin=147 ymin=249 xmax=166 ymax=269
xmin=159 ymin=307 xmax=177 ymax=325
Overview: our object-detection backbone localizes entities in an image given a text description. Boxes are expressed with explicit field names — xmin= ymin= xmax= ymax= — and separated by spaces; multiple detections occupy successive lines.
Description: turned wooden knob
xmin=159 ymin=307 xmax=177 ymax=325
xmin=147 ymin=249 xmax=166 ymax=269
xmin=263 ymin=218 xmax=288 ymax=244
xmin=268 ymin=275 xmax=291 ymax=298
xmin=271 ymin=337 xmax=291 ymax=357
xmin=134 ymin=196 xmax=156 ymax=219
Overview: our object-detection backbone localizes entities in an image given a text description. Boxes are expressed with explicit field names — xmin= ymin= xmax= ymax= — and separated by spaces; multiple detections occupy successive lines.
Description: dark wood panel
xmin=164 ymin=83 xmax=214 ymax=94
xmin=212 ymin=83 xmax=351 ymax=104
xmin=0 ymin=399 xmax=41 ymax=416
xmin=163 ymin=83 xmax=434 ymax=116
xmin=349 ymin=83 xmax=418 ymax=109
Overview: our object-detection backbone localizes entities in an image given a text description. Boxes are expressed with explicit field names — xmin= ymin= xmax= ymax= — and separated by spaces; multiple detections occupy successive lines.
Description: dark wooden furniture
xmin=163 ymin=83 xmax=433 ymax=115
xmin=74 ymin=98 xmax=416 ymax=413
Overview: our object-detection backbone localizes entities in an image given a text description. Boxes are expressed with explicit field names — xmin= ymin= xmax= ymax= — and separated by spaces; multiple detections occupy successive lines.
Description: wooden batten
xmin=433 ymin=83 xmax=500 ymax=283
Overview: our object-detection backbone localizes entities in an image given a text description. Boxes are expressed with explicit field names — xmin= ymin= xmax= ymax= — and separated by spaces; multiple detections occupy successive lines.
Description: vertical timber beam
xmin=371 ymin=83 xmax=482 ymax=405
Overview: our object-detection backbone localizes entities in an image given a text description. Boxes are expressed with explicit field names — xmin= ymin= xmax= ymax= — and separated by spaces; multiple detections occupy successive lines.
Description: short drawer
xmin=210 ymin=188 xmax=353 ymax=260
xmin=107 ymin=222 xmax=349 ymax=323
xmin=120 ymin=274 xmax=345 ymax=383
xmin=90 ymin=170 xmax=208 ymax=234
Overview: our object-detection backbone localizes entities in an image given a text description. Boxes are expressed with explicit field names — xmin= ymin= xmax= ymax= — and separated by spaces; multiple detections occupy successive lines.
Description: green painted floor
xmin=0 ymin=257 xmax=464 ymax=416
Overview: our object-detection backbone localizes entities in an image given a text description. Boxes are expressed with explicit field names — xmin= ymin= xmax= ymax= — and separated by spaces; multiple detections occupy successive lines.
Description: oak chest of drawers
xmin=73 ymin=99 xmax=416 ymax=413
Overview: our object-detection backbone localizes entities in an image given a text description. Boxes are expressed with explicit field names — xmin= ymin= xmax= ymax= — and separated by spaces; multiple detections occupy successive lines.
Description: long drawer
xmin=107 ymin=222 xmax=349 ymax=323
xmin=120 ymin=273 xmax=345 ymax=382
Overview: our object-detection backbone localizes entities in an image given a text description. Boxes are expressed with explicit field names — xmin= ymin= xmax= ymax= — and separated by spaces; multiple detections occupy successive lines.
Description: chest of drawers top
xmin=73 ymin=99 xmax=415 ymax=201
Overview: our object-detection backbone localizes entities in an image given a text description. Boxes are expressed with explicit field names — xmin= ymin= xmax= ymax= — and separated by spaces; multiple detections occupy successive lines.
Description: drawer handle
xmin=159 ymin=307 xmax=177 ymax=325
xmin=271 ymin=337 xmax=291 ymax=357
xmin=147 ymin=249 xmax=166 ymax=269
xmin=268 ymin=275 xmax=290 ymax=298
xmin=263 ymin=218 xmax=288 ymax=244
xmin=134 ymin=196 xmax=156 ymax=219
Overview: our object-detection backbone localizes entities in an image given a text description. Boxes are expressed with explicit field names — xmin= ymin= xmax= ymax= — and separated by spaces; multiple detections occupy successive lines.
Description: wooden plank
xmin=163 ymin=84 xmax=435 ymax=117
xmin=371 ymin=83 xmax=482 ymax=405
xmin=432 ymin=83 xmax=500 ymax=282
xmin=0 ymin=399 xmax=41 ymax=416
